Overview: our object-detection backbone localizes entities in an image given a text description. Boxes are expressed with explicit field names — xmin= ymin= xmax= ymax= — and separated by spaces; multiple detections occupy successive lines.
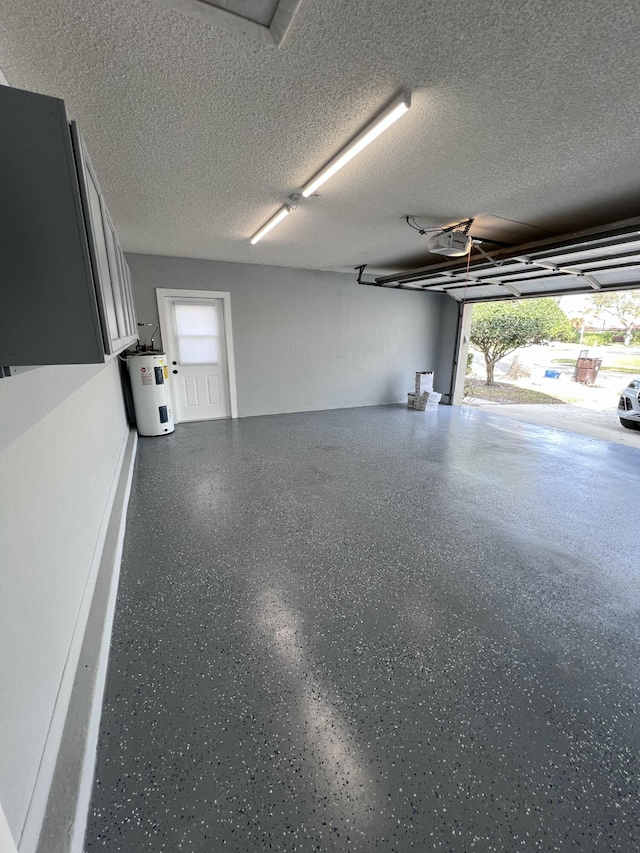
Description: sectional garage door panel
xmin=375 ymin=217 xmax=640 ymax=302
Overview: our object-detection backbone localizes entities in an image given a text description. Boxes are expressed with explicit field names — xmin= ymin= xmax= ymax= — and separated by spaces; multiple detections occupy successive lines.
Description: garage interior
xmin=1 ymin=2 xmax=640 ymax=852
xmin=82 ymin=408 xmax=640 ymax=853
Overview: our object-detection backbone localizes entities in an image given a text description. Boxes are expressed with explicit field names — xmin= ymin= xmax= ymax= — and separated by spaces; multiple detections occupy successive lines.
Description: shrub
xmin=582 ymin=332 xmax=613 ymax=346
xmin=506 ymin=354 xmax=531 ymax=380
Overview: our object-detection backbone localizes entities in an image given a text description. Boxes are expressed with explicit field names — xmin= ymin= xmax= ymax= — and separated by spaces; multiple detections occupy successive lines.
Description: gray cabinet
xmin=0 ymin=86 xmax=137 ymax=366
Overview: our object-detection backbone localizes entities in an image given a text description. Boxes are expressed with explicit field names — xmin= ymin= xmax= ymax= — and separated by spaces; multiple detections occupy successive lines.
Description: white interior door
xmin=158 ymin=292 xmax=236 ymax=423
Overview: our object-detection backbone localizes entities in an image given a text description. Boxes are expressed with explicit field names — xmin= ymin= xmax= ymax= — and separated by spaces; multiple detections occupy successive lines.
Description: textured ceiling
xmin=1 ymin=0 xmax=639 ymax=275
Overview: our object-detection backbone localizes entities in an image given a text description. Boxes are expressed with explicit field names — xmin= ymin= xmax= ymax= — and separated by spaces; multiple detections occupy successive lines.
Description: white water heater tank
xmin=127 ymin=352 xmax=175 ymax=436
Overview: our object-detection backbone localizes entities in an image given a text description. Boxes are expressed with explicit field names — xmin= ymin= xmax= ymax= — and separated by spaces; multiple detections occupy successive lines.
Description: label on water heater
xmin=140 ymin=367 xmax=152 ymax=385
xmin=154 ymin=367 xmax=164 ymax=385
xmin=163 ymin=365 xmax=169 ymax=379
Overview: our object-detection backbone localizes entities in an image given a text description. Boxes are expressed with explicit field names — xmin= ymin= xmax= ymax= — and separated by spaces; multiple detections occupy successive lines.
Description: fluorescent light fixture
xmin=250 ymin=205 xmax=291 ymax=244
xmin=301 ymin=92 xmax=411 ymax=197
xmin=249 ymin=92 xmax=410 ymax=244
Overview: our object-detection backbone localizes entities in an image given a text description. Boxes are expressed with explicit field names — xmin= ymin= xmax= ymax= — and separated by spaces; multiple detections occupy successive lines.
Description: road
xmin=471 ymin=344 xmax=639 ymax=388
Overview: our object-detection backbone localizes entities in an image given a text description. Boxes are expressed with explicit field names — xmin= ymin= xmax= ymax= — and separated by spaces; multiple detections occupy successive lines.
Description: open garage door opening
xmin=372 ymin=218 xmax=640 ymax=445
xmin=460 ymin=292 xmax=640 ymax=446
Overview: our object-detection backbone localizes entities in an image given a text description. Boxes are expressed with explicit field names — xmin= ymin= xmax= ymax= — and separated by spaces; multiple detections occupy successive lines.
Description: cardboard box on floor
xmin=408 ymin=390 xmax=441 ymax=411
xmin=415 ymin=371 xmax=434 ymax=394
xmin=408 ymin=371 xmax=440 ymax=410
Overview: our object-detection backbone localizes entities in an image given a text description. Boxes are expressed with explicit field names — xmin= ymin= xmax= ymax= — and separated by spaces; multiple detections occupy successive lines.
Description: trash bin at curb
xmin=571 ymin=355 xmax=602 ymax=385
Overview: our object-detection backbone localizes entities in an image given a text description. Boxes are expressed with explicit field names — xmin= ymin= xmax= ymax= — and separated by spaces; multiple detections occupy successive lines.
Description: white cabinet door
xmin=120 ymin=253 xmax=137 ymax=338
xmin=81 ymin=154 xmax=119 ymax=351
xmin=71 ymin=122 xmax=137 ymax=355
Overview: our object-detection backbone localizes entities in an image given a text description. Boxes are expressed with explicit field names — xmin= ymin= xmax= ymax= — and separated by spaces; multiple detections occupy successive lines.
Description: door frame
xmin=156 ymin=288 xmax=239 ymax=420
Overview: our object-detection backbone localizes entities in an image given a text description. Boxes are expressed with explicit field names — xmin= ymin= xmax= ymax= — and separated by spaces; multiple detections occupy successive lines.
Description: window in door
xmin=174 ymin=302 xmax=220 ymax=364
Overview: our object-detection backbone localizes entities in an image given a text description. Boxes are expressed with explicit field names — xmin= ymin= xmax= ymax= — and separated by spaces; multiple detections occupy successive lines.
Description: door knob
xmin=172 ymin=361 xmax=177 ymax=365
xmin=172 ymin=369 xmax=178 ymax=374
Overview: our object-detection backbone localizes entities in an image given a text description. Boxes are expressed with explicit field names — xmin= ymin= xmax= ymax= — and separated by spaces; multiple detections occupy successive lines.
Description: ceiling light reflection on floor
xmin=255 ymin=587 xmax=379 ymax=823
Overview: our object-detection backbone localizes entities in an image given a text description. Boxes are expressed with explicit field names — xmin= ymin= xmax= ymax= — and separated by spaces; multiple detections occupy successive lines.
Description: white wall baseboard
xmin=27 ymin=429 xmax=137 ymax=853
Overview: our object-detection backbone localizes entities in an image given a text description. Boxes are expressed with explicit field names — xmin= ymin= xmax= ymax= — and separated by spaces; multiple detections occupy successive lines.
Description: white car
xmin=618 ymin=378 xmax=640 ymax=430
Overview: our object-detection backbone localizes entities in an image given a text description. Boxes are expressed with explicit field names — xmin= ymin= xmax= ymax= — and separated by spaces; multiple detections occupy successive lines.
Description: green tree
xmin=590 ymin=290 xmax=640 ymax=346
xmin=470 ymin=298 xmax=573 ymax=386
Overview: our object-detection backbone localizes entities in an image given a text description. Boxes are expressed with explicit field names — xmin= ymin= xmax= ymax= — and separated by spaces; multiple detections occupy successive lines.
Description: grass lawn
xmin=465 ymin=379 xmax=565 ymax=404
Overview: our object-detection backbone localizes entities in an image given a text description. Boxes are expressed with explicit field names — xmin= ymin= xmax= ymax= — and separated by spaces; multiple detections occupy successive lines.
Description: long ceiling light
xmin=249 ymin=91 xmax=411 ymax=244
xmin=301 ymin=92 xmax=411 ymax=197
xmin=250 ymin=205 xmax=291 ymax=244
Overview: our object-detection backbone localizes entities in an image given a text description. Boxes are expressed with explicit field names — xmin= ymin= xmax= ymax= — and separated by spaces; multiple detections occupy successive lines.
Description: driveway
xmin=466 ymin=399 xmax=640 ymax=448
xmin=467 ymin=344 xmax=640 ymax=449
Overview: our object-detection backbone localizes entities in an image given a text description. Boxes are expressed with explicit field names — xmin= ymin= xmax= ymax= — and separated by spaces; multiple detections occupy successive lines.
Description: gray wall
xmin=0 ymin=360 xmax=129 ymax=848
xmin=127 ymin=254 xmax=459 ymax=417
xmin=432 ymin=296 xmax=462 ymax=403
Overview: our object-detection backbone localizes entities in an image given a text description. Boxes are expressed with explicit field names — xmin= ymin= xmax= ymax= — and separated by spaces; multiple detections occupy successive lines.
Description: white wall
xmin=0 ymin=804 xmax=18 ymax=853
xmin=0 ymin=359 xmax=129 ymax=849
xmin=127 ymin=254 xmax=459 ymax=416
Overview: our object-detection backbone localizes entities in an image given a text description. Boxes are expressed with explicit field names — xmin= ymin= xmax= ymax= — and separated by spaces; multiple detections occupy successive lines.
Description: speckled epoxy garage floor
xmin=85 ymin=405 xmax=640 ymax=852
